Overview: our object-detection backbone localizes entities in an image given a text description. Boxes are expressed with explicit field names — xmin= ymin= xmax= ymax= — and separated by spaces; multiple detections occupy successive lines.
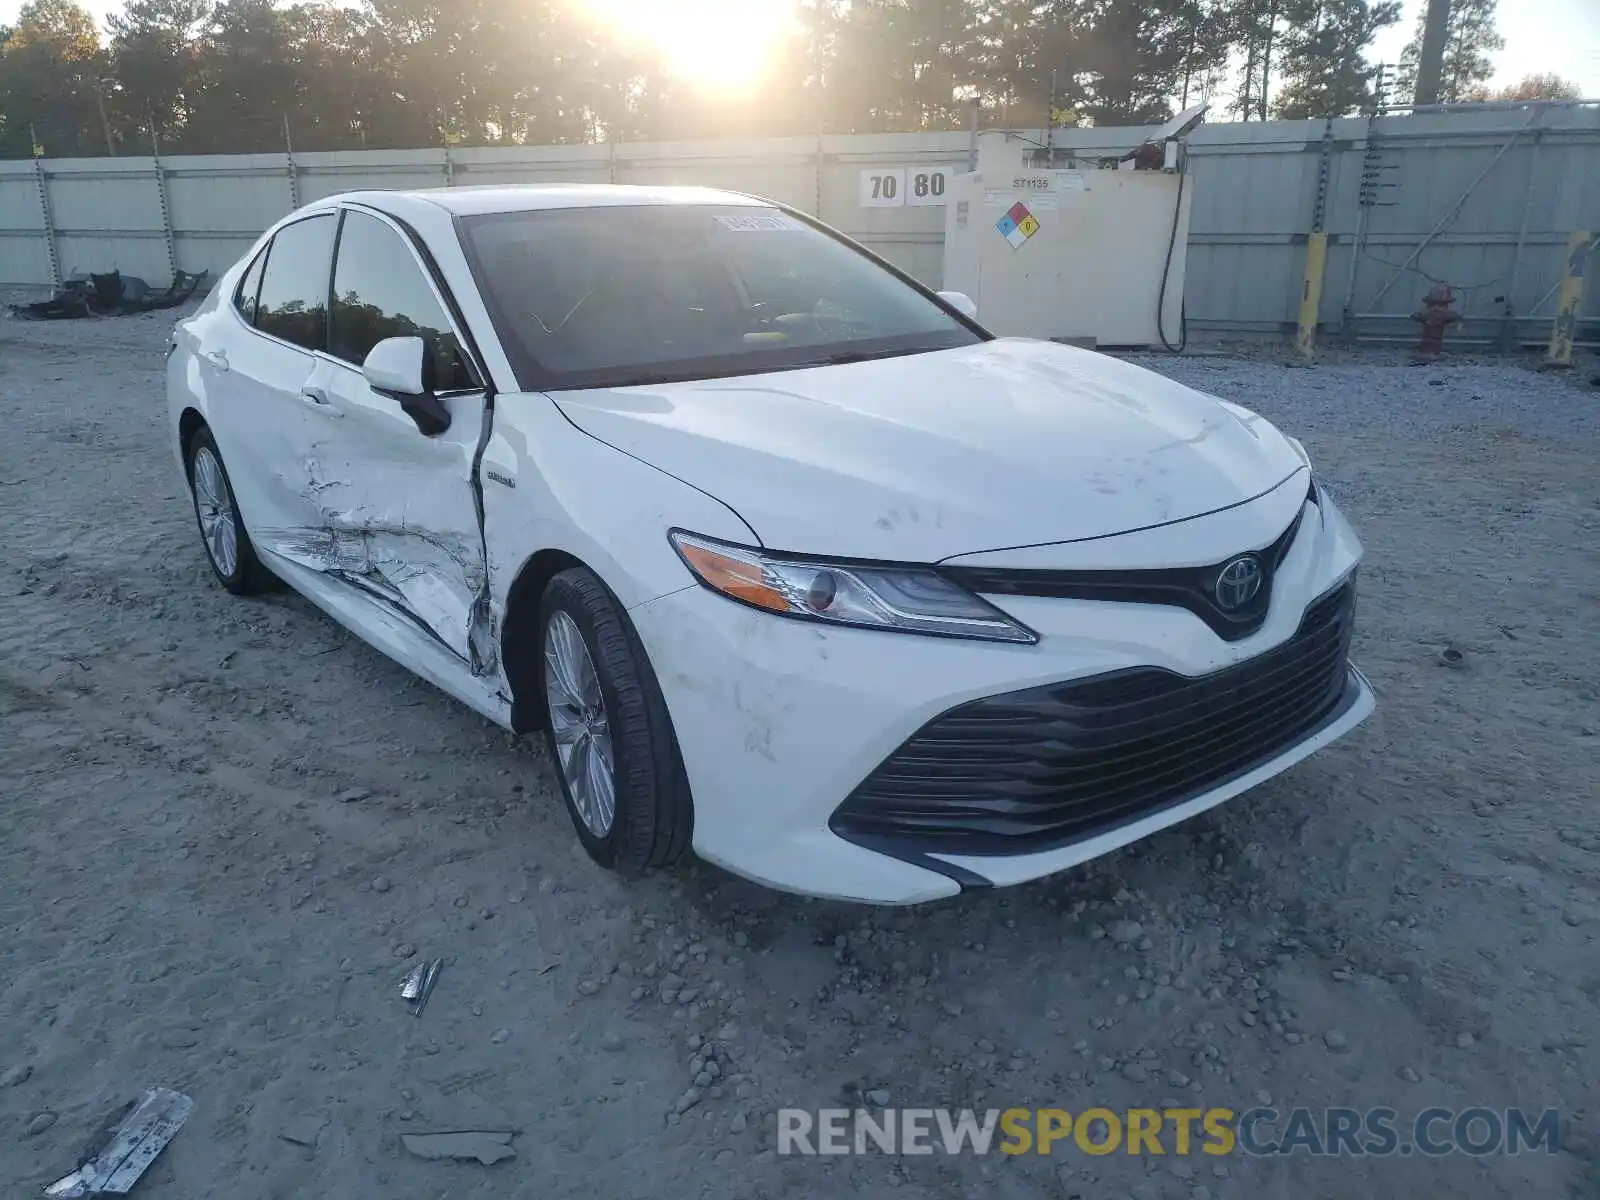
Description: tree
xmin=1073 ymin=0 xmax=1231 ymax=125
xmin=0 ymin=0 xmax=110 ymax=157
xmin=0 ymin=0 xmax=1419 ymax=158
xmin=1228 ymin=0 xmax=1280 ymax=120
xmin=1396 ymin=0 xmax=1503 ymax=106
xmin=969 ymin=0 xmax=1230 ymax=129
xmin=106 ymin=0 xmax=210 ymax=148
xmin=1271 ymin=0 xmax=1401 ymax=119
xmin=826 ymin=0 xmax=979 ymax=133
xmin=1483 ymin=72 xmax=1581 ymax=102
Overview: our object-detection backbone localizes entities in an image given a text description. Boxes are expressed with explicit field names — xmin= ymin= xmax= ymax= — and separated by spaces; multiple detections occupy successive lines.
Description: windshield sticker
xmin=995 ymin=201 xmax=1041 ymax=249
xmin=713 ymin=213 xmax=805 ymax=232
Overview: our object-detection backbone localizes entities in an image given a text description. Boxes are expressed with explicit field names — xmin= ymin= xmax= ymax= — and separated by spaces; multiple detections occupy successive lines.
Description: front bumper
xmin=630 ymin=495 xmax=1373 ymax=904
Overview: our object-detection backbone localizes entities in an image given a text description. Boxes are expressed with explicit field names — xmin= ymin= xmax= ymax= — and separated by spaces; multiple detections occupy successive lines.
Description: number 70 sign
xmin=859 ymin=167 xmax=950 ymax=208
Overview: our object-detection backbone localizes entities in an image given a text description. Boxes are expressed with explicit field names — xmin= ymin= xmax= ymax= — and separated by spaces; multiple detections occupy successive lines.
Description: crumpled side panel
xmin=258 ymin=518 xmax=491 ymax=670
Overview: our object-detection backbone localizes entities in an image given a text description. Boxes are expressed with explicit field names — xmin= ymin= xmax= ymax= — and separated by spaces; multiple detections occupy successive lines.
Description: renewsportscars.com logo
xmin=777 ymin=1107 xmax=1561 ymax=1158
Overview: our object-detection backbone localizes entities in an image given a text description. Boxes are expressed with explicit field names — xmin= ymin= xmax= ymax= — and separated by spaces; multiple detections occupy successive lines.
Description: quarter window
xmin=254 ymin=214 xmax=337 ymax=351
xmin=234 ymin=248 xmax=267 ymax=325
xmin=329 ymin=211 xmax=477 ymax=390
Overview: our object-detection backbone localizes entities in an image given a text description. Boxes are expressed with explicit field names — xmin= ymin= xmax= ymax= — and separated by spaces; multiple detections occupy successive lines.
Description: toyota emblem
xmin=1215 ymin=555 xmax=1264 ymax=610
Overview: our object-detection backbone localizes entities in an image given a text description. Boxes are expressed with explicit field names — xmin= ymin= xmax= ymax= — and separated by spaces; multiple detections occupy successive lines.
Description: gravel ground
xmin=2 ymin=301 xmax=1597 ymax=1200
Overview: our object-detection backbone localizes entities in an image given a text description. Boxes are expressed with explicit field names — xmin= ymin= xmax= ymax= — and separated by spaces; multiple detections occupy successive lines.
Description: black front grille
xmin=831 ymin=580 xmax=1358 ymax=857
xmin=941 ymin=485 xmax=1311 ymax=642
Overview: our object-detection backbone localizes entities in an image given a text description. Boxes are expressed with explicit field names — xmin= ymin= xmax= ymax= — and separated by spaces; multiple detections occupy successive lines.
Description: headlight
xmin=668 ymin=531 xmax=1037 ymax=644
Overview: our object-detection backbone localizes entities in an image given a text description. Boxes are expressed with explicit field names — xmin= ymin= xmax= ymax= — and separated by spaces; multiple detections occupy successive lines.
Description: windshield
xmin=458 ymin=204 xmax=984 ymax=390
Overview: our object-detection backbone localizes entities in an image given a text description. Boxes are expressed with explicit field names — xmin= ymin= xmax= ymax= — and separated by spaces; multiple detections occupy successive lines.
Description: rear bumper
xmin=629 ymin=493 xmax=1373 ymax=904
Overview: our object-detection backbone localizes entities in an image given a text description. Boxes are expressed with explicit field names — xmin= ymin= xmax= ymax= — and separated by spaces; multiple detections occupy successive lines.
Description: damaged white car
xmin=168 ymin=185 xmax=1374 ymax=904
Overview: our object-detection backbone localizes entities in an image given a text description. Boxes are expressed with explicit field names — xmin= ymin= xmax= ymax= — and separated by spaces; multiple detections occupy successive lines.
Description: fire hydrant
xmin=1410 ymin=284 xmax=1460 ymax=359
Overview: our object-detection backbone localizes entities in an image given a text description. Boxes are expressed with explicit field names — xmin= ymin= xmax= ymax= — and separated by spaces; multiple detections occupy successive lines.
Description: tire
xmin=185 ymin=426 xmax=275 ymax=595
xmin=537 ymin=567 xmax=692 ymax=875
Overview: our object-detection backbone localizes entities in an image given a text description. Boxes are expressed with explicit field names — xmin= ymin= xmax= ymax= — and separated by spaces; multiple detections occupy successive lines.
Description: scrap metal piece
xmin=401 ymin=958 xmax=443 ymax=1016
xmin=401 ymin=1129 xmax=516 ymax=1165
xmin=45 ymin=1088 xmax=193 ymax=1197
xmin=279 ymin=1112 xmax=329 ymax=1148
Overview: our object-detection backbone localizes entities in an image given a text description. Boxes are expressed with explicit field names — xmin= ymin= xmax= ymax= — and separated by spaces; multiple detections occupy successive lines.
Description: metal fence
xmin=2 ymin=105 xmax=1596 ymax=347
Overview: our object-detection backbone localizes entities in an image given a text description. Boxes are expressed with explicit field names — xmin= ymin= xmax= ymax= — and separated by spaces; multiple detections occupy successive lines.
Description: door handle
xmin=300 ymin=385 xmax=342 ymax=415
xmin=204 ymin=350 xmax=229 ymax=372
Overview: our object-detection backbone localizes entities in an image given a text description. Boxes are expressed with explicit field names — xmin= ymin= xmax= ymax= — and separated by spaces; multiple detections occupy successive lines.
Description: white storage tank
xmin=941 ymin=110 xmax=1203 ymax=349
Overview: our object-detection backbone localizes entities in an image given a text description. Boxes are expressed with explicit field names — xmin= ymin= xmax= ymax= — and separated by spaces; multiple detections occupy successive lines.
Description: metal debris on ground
xmin=278 ymin=1112 xmax=329 ymax=1148
xmin=400 ymin=1129 xmax=517 ymax=1165
xmin=400 ymin=957 xmax=444 ymax=1016
xmin=44 ymin=1087 xmax=193 ymax=1197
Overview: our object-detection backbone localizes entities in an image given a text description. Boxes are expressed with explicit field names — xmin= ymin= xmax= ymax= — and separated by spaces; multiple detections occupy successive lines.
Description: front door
xmin=286 ymin=207 xmax=493 ymax=674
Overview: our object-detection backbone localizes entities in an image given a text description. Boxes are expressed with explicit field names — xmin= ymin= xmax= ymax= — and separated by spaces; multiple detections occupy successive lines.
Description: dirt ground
xmin=1 ymin=302 xmax=1597 ymax=1200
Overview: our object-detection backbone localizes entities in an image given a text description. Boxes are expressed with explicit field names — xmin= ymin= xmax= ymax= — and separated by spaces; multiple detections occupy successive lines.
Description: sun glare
xmin=597 ymin=0 xmax=797 ymax=91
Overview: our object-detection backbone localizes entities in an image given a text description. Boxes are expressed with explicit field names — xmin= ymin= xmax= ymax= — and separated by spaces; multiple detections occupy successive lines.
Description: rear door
xmin=292 ymin=207 xmax=494 ymax=673
xmin=204 ymin=213 xmax=338 ymax=549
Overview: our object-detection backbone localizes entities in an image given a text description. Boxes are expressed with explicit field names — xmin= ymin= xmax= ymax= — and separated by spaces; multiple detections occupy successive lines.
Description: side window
xmin=234 ymin=247 xmax=267 ymax=325
xmin=254 ymin=214 xmax=336 ymax=351
xmin=329 ymin=210 xmax=477 ymax=390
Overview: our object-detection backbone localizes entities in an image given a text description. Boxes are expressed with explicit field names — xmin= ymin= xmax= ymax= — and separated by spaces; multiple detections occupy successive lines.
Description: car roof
xmin=327 ymin=184 xmax=773 ymax=219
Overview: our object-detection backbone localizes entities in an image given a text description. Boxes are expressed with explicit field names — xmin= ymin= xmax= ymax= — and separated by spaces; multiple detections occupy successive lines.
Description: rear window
xmin=255 ymin=214 xmax=336 ymax=351
xmin=459 ymin=204 xmax=982 ymax=390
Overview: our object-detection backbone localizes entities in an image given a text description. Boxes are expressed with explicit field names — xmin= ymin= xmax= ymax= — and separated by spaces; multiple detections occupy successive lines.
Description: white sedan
xmin=167 ymin=184 xmax=1374 ymax=904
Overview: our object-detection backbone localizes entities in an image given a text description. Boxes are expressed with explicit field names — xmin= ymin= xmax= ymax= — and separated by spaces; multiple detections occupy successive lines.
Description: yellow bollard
xmin=1547 ymin=230 xmax=1592 ymax=367
xmin=1295 ymin=232 xmax=1328 ymax=360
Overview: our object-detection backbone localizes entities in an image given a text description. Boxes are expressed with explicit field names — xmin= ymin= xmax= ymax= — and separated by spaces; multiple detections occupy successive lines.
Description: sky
xmin=2 ymin=0 xmax=1597 ymax=101
xmin=1373 ymin=0 xmax=1600 ymax=97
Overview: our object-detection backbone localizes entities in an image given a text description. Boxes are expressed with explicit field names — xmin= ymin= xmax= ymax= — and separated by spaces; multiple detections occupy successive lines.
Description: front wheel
xmin=537 ymin=568 xmax=692 ymax=875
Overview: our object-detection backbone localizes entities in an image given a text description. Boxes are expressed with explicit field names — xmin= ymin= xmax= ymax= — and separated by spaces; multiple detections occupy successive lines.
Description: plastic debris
xmin=401 ymin=1129 xmax=517 ymax=1165
xmin=400 ymin=958 xmax=443 ymax=1016
xmin=10 ymin=270 xmax=208 ymax=321
xmin=45 ymin=1087 xmax=193 ymax=1197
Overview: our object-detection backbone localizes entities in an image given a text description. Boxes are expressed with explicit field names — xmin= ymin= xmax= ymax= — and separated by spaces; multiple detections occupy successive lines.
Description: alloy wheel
xmin=192 ymin=446 xmax=239 ymax=577
xmin=543 ymin=609 xmax=616 ymax=837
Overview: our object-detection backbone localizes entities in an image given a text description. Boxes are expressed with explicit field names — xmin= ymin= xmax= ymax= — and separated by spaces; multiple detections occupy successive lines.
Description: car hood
xmin=551 ymin=338 xmax=1306 ymax=562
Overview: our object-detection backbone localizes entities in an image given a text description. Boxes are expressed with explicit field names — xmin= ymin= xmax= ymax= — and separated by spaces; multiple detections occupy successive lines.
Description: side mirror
xmin=362 ymin=336 xmax=450 ymax=436
xmin=938 ymin=290 xmax=979 ymax=321
xmin=362 ymin=336 xmax=427 ymax=396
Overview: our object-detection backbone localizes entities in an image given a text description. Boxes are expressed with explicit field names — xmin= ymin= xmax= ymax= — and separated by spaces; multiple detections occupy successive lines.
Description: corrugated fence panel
xmin=43 ymin=158 xmax=169 ymax=280
xmin=1338 ymin=106 xmax=1600 ymax=341
xmin=166 ymin=153 xmax=299 ymax=278
xmin=451 ymin=144 xmax=611 ymax=187
xmin=821 ymin=132 xmax=971 ymax=286
xmin=294 ymin=149 xmax=450 ymax=202
xmin=0 ymin=165 xmax=50 ymax=284
xmin=2 ymin=110 xmax=1596 ymax=337
xmin=1186 ymin=130 xmax=1310 ymax=331
xmin=616 ymin=137 xmax=820 ymax=213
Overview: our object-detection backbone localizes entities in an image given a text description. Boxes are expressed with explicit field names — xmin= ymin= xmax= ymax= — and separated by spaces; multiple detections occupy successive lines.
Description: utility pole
xmin=1412 ymin=0 xmax=1451 ymax=106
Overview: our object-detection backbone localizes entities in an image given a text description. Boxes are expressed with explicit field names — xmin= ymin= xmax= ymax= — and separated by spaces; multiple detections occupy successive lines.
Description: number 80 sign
xmin=859 ymin=168 xmax=949 ymax=208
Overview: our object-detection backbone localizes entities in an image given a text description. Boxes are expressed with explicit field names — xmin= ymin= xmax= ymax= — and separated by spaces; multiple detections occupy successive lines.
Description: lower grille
xmin=831 ymin=581 xmax=1358 ymax=857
